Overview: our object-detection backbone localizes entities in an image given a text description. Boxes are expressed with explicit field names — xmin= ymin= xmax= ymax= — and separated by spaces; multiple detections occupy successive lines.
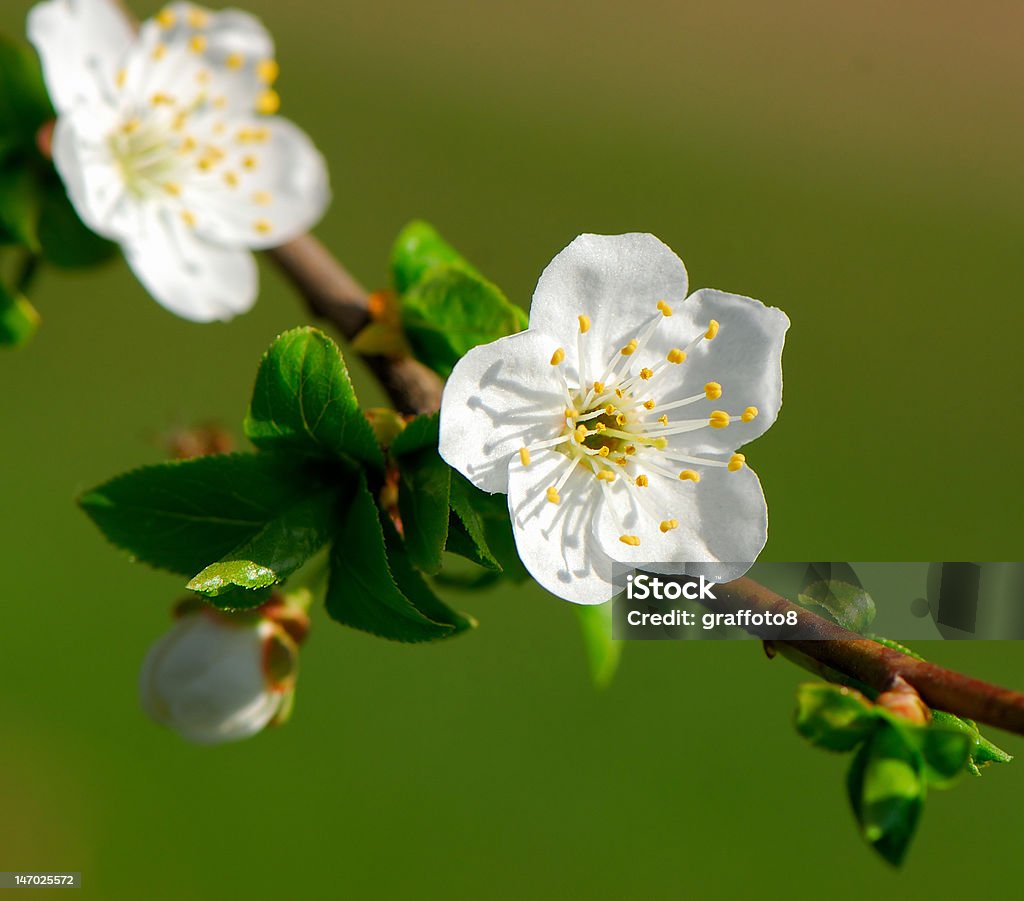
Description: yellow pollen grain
xmin=658 ymin=415 xmax=668 ymax=426
xmin=643 ymin=400 xmax=655 ymax=410
xmin=652 ymin=437 xmax=668 ymax=449
xmin=252 ymin=190 xmax=272 ymax=206
xmin=564 ymin=407 xmax=578 ymax=419
xmin=614 ymin=456 xmax=627 ymax=466
xmin=181 ymin=210 xmax=196 ymax=227
xmin=546 ymin=486 xmax=560 ymax=505
xmin=615 ymin=413 xmax=626 ymax=426
xmin=625 ymin=445 xmax=636 ymax=455
xmin=598 ymin=447 xmax=610 ymax=457
xmin=189 ymin=35 xmax=208 ymax=54
xmin=619 ymin=534 xmax=641 ymax=547
xmin=657 ymin=300 xmax=673 ymax=317
xmin=151 ymin=92 xmax=175 ymax=106
xmin=705 ymin=319 xmax=720 ymax=340
xmin=254 ymin=219 xmax=273 ymax=235
xmin=242 ymin=155 xmax=258 ymax=170
xmin=519 ymin=447 xmax=531 ymax=467
xmin=223 ymin=171 xmax=239 ymax=187
xmin=678 ymin=469 xmax=700 ymax=483
xmin=660 ymin=520 xmax=679 ymax=533
xmin=256 ymin=89 xmax=280 ymax=115
xmin=640 ymin=368 xmax=653 ymax=380
xmin=615 ymin=388 xmax=624 ymax=399
xmin=704 ymin=381 xmax=722 ymax=400
xmin=152 ymin=43 xmax=167 ymax=61
xmin=156 ymin=8 xmax=176 ymax=28
xmin=187 ymin=8 xmax=209 ymax=28
xmin=709 ymin=410 xmax=730 ymax=429
xmin=163 ymin=182 xmax=181 ymax=196
xmin=634 ymin=475 xmax=649 ymax=487
xmin=574 ymin=425 xmax=588 ymax=443
xmin=620 ymin=338 xmax=638 ymax=356
xmin=257 ymin=59 xmax=280 ymax=85
xmin=594 ymin=422 xmax=606 ymax=432
xmin=550 ymin=347 xmax=565 ymax=366
xmin=728 ymin=453 xmax=746 ymax=472
xmin=596 ymin=470 xmax=616 ymax=482
xmin=226 ymin=52 xmax=245 ymax=70
xmin=741 ymin=406 xmax=759 ymax=422
xmin=604 ymin=404 xmax=616 ymax=415
xmin=592 ymin=381 xmax=605 ymax=394
xmin=667 ymin=348 xmax=686 ymax=364
xmin=578 ymin=314 xmax=591 ymax=333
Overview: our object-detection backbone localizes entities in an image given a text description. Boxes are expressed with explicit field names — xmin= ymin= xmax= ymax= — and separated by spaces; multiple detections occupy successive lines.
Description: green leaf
xmin=576 ymin=602 xmax=622 ymax=689
xmin=0 ymin=165 xmax=40 ymax=250
xmin=794 ymin=683 xmax=877 ymax=752
xmin=929 ymin=711 xmax=1012 ymax=775
xmin=245 ymin=327 xmax=384 ymax=469
xmin=391 ymin=219 xmax=480 ymax=295
xmin=847 ymin=724 xmax=925 ymax=867
xmin=446 ymin=475 xmax=501 ymax=572
xmin=401 ymin=265 xmax=528 ymax=378
xmin=324 ymin=475 xmax=456 ymax=642
xmin=187 ymin=490 xmax=337 ymax=607
xmin=797 ymin=562 xmax=876 ymax=633
xmin=79 ymin=453 xmax=321 ymax=577
xmin=0 ymin=283 xmax=40 ymax=347
xmin=0 ymin=36 xmax=53 ymax=146
xmin=914 ymin=727 xmax=973 ymax=788
xmin=391 ymin=414 xmax=450 ymax=574
xmin=36 ymin=179 xmax=117 ymax=268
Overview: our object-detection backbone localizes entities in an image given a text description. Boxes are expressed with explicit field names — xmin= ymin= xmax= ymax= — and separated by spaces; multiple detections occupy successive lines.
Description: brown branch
xmin=268 ymin=237 xmax=443 ymax=415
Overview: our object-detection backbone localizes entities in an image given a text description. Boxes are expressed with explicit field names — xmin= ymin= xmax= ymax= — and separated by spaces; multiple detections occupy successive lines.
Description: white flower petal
xmin=27 ymin=0 xmax=134 ymax=113
xmin=643 ymin=289 xmax=790 ymax=455
xmin=528 ymin=233 xmax=688 ymax=381
xmin=508 ymin=451 xmax=615 ymax=604
xmin=123 ymin=207 xmax=258 ymax=322
xmin=439 ymin=330 xmax=568 ymax=494
xmin=191 ymin=118 xmax=330 ymax=249
xmin=591 ymin=462 xmax=767 ymax=583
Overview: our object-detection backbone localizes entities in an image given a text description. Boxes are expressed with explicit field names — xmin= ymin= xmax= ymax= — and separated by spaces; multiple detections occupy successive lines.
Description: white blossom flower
xmin=140 ymin=600 xmax=304 ymax=744
xmin=27 ymin=0 xmax=330 ymax=321
xmin=439 ymin=233 xmax=790 ymax=604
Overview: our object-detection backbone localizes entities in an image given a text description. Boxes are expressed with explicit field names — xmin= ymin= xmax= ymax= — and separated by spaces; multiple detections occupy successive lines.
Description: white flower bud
xmin=140 ymin=604 xmax=301 ymax=745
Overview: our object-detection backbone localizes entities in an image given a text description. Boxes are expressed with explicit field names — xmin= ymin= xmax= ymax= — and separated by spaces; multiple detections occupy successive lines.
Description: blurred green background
xmin=2 ymin=1 xmax=1023 ymax=897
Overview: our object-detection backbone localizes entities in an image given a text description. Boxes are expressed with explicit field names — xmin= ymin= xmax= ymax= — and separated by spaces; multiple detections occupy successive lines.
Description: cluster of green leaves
xmin=0 ymin=35 xmax=115 ymax=347
xmin=795 ymin=679 xmax=1011 ymax=866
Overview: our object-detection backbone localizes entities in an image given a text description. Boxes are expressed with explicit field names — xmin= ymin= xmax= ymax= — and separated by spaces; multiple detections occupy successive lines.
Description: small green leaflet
xmin=0 ymin=283 xmax=40 ymax=347
xmin=245 ymin=327 xmax=384 ymax=470
xmin=446 ymin=475 xmax=501 ymax=572
xmin=795 ymin=683 xmax=877 ymax=752
xmin=797 ymin=562 xmax=876 ymax=633
xmin=390 ymin=219 xmax=482 ymax=295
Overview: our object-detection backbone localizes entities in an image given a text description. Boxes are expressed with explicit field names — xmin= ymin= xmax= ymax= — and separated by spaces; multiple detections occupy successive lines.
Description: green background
xmin=2 ymin=1 xmax=1022 ymax=897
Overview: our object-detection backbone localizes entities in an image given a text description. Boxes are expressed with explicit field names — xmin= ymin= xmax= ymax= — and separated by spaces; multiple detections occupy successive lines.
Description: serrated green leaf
xmin=391 ymin=414 xmax=449 ymax=574
xmin=324 ymin=475 xmax=454 ymax=642
xmin=391 ymin=219 xmax=480 ymax=294
xmin=187 ymin=490 xmax=337 ymax=606
xmin=79 ymin=453 xmax=320 ymax=577
xmin=797 ymin=562 xmax=876 ymax=632
xmin=0 ymin=283 xmax=40 ymax=347
xmin=245 ymin=327 xmax=383 ymax=469
xmin=36 ymin=179 xmax=117 ymax=268
xmin=401 ymin=265 xmax=528 ymax=378
xmin=847 ymin=724 xmax=925 ymax=867
xmin=0 ymin=165 xmax=40 ymax=250
xmin=576 ymin=602 xmax=622 ymax=689
xmin=795 ymin=682 xmax=877 ymax=752
xmin=446 ymin=475 xmax=501 ymax=571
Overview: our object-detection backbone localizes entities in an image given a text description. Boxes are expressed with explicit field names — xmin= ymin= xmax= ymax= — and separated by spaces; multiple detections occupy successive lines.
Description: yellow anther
xmin=643 ymin=399 xmax=655 ymax=410
xmin=256 ymin=89 xmax=280 ymax=115
xmin=667 ymin=348 xmax=686 ymax=364
xmin=156 ymin=8 xmax=176 ymax=28
xmin=223 ymin=171 xmax=239 ymax=187
xmin=578 ymin=315 xmax=591 ymax=333
xmin=620 ymin=338 xmax=638 ymax=356
xmin=652 ymin=437 xmax=668 ymax=449
xmin=181 ymin=210 xmax=196 ymax=228
xmin=634 ymin=475 xmax=649 ymax=487
xmin=615 ymin=388 xmax=624 ymax=399
xmin=115 ymin=68 xmax=126 ymax=89
xmin=728 ymin=453 xmax=746 ymax=472
xmin=519 ymin=447 xmax=531 ymax=467
xmin=619 ymin=534 xmax=641 ymax=547
xmin=172 ymin=111 xmax=189 ymax=131
xmin=257 ymin=59 xmax=280 ymax=85
xmin=640 ymin=368 xmax=654 ymax=380
xmin=657 ymin=300 xmax=673 ymax=317
xmin=574 ymin=425 xmax=588 ymax=443
xmin=598 ymin=447 xmax=610 ymax=457
xmin=615 ymin=413 xmax=626 ymax=426
xmin=252 ymin=190 xmax=272 ymax=206
xmin=594 ymin=422 xmax=606 ymax=432
xmin=197 ymin=157 xmax=215 ymax=171
xmin=705 ymin=319 xmax=720 ymax=340
xmin=187 ymin=8 xmax=209 ymax=28
xmin=163 ymin=182 xmax=181 ymax=196
xmin=678 ymin=469 xmax=700 ymax=483
xmin=189 ymin=35 xmax=208 ymax=54
xmin=254 ymin=219 xmax=273 ymax=235
xmin=625 ymin=445 xmax=636 ymax=455
xmin=741 ymin=406 xmax=759 ymax=422
xmin=659 ymin=520 xmax=679 ymax=533
xmin=592 ymin=381 xmax=605 ymax=394
xmin=564 ymin=407 xmax=578 ymax=419
xmin=550 ymin=347 xmax=565 ymax=366
xmin=604 ymin=404 xmax=616 ymax=415
xmin=226 ymin=52 xmax=245 ymax=70
xmin=704 ymin=381 xmax=722 ymax=400
xmin=546 ymin=486 xmax=560 ymax=505
xmin=120 ymin=118 xmax=140 ymax=134
xmin=152 ymin=43 xmax=167 ymax=61
xmin=242 ymin=155 xmax=258 ymax=170
xmin=596 ymin=470 xmax=616 ymax=482
xmin=151 ymin=92 xmax=175 ymax=106
xmin=614 ymin=456 xmax=628 ymax=466
xmin=657 ymin=415 xmax=668 ymax=426
xmin=709 ymin=410 xmax=730 ymax=429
